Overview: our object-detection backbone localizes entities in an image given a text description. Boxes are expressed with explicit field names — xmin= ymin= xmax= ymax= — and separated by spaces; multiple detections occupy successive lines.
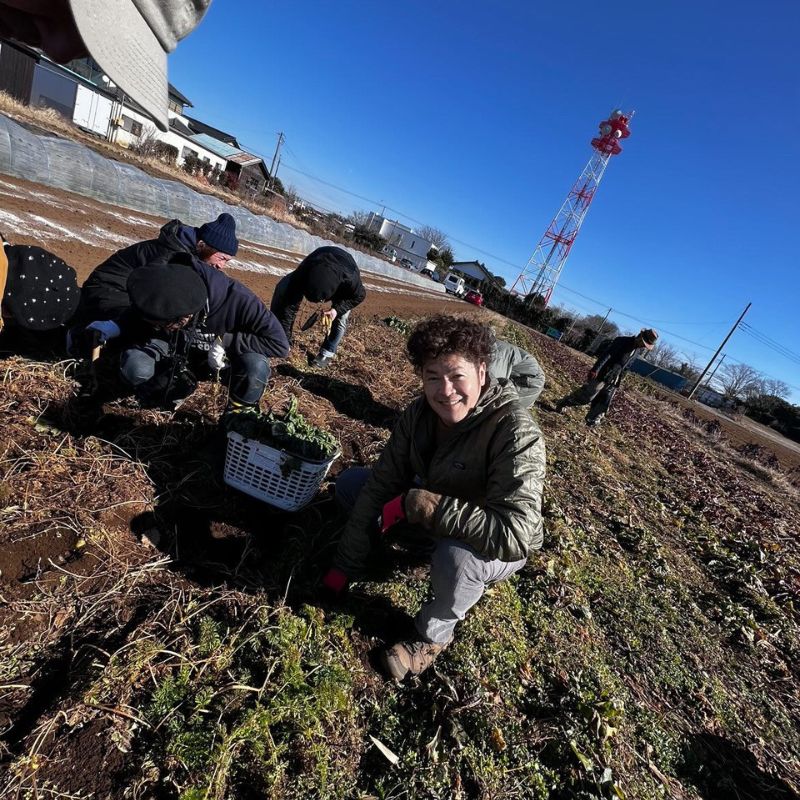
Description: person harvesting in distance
xmin=322 ymin=315 xmax=546 ymax=680
xmin=270 ymin=246 xmax=366 ymax=369
xmin=555 ymin=327 xmax=658 ymax=428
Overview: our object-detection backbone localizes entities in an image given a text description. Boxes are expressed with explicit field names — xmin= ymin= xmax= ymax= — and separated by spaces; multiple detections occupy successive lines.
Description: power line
xmin=279 ymin=158 xmax=798 ymax=394
xmin=739 ymin=323 xmax=800 ymax=367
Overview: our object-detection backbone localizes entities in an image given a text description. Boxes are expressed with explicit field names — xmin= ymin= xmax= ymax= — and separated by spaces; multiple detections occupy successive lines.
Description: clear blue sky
xmin=169 ymin=0 xmax=800 ymax=399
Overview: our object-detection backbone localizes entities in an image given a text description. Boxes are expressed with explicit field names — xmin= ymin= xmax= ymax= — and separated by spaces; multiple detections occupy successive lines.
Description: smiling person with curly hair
xmin=322 ymin=315 xmax=547 ymax=680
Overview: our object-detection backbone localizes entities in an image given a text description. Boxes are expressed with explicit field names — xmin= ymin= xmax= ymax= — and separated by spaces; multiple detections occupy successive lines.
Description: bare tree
xmin=646 ymin=341 xmax=680 ymax=370
xmin=349 ymin=210 xmax=372 ymax=227
xmin=418 ymin=225 xmax=450 ymax=251
xmin=762 ymin=378 xmax=791 ymax=399
xmin=129 ymin=124 xmax=160 ymax=157
xmin=718 ymin=362 xmax=762 ymax=400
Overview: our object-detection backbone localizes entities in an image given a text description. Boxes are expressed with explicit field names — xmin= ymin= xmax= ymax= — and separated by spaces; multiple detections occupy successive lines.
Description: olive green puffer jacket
xmin=334 ymin=380 xmax=546 ymax=578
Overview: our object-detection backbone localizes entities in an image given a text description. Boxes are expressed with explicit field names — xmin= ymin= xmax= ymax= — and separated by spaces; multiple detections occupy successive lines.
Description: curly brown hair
xmin=406 ymin=315 xmax=495 ymax=371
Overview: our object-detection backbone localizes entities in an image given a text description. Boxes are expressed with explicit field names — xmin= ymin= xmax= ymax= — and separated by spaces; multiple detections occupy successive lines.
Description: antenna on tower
xmin=509 ymin=109 xmax=633 ymax=307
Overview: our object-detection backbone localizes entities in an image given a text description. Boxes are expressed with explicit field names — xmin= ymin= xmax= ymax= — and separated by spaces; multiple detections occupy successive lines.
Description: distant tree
xmin=130 ymin=124 xmax=160 ymax=157
xmin=762 ymin=378 xmax=791 ymax=400
xmin=429 ymin=245 xmax=454 ymax=270
xmin=579 ymin=314 xmax=620 ymax=339
xmin=418 ymin=225 xmax=450 ymax=251
xmin=492 ymin=274 xmax=506 ymax=289
xmin=352 ymin=225 xmax=386 ymax=252
xmin=349 ymin=210 xmax=372 ymax=227
xmin=718 ymin=362 xmax=761 ymax=400
xmin=647 ymin=341 xmax=680 ymax=370
xmin=283 ymin=184 xmax=300 ymax=206
xmin=268 ymin=176 xmax=285 ymax=195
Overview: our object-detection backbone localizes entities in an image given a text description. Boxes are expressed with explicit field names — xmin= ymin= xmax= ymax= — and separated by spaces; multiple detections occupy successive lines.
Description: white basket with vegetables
xmin=223 ymin=399 xmax=340 ymax=511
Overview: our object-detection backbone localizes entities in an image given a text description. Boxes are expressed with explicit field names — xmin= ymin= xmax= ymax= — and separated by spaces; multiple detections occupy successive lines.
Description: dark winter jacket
xmin=77 ymin=219 xmax=198 ymax=322
xmin=83 ymin=249 xmax=289 ymax=360
xmin=334 ymin=381 xmax=546 ymax=578
xmin=591 ymin=335 xmax=643 ymax=385
xmin=271 ymin=246 xmax=366 ymax=338
xmin=191 ymin=260 xmax=289 ymax=358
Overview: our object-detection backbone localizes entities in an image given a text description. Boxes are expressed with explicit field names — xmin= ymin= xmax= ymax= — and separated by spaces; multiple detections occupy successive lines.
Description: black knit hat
xmin=2 ymin=244 xmax=80 ymax=330
xmin=127 ymin=262 xmax=208 ymax=323
xmin=197 ymin=213 xmax=238 ymax=256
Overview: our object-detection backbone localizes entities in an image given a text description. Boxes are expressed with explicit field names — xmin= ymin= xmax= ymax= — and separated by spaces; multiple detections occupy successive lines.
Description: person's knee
xmin=431 ymin=539 xmax=483 ymax=586
xmin=120 ymin=349 xmax=156 ymax=386
xmin=335 ymin=467 xmax=371 ymax=512
xmin=238 ymin=352 xmax=270 ymax=382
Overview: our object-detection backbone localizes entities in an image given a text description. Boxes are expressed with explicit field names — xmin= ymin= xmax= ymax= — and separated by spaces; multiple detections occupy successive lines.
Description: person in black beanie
xmin=270 ymin=246 xmax=366 ymax=368
xmin=69 ymin=254 xmax=289 ymax=412
xmin=76 ymin=212 xmax=239 ymax=324
xmin=0 ymin=235 xmax=80 ymax=333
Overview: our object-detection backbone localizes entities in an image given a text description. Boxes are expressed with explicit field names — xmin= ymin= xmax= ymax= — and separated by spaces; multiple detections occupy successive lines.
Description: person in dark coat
xmin=69 ymin=254 xmax=289 ymax=412
xmin=555 ymin=328 xmax=658 ymax=427
xmin=76 ymin=213 xmax=239 ymax=324
xmin=270 ymin=246 xmax=366 ymax=368
xmin=0 ymin=235 xmax=79 ymax=333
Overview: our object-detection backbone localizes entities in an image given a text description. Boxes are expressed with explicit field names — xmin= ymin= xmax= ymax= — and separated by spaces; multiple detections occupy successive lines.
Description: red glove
xmin=381 ymin=494 xmax=406 ymax=534
xmin=588 ymin=370 xmax=598 ymax=381
xmin=322 ymin=567 xmax=348 ymax=596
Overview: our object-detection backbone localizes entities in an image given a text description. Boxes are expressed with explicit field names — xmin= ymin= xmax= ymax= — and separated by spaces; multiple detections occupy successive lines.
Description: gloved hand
xmin=587 ymin=369 xmax=598 ymax=381
xmin=321 ymin=567 xmax=348 ymax=597
xmin=405 ymin=489 xmax=443 ymax=530
xmin=86 ymin=320 xmax=121 ymax=344
xmin=208 ymin=340 xmax=227 ymax=371
xmin=380 ymin=494 xmax=406 ymax=534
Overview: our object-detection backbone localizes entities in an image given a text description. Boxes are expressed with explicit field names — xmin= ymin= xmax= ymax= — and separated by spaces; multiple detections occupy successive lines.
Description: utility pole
xmin=268 ymin=131 xmax=285 ymax=189
xmin=688 ymin=302 xmax=751 ymax=400
xmin=596 ymin=307 xmax=612 ymax=337
xmin=705 ymin=353 xmax=726 ymax=390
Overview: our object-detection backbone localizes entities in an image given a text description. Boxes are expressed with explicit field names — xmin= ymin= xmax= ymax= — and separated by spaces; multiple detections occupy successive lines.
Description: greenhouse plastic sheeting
xmin=0 ymin=113 xmax=444 ymax=290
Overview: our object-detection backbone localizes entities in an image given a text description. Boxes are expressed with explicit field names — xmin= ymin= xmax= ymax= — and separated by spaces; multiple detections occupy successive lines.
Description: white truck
xmin=443 ymin=272 xmax=466 ymax=296
xmin=410 ymin=259 xmax=438 ymax=279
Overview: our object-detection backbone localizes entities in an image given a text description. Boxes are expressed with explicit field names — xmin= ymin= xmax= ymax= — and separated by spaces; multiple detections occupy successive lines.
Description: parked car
xmin=399 ymin=257 xmax=414 ymax=269
xmin=443 ymin=273 xmax=466 ymax=296
xmin=464 ymin=289 xmax=485 ymax=306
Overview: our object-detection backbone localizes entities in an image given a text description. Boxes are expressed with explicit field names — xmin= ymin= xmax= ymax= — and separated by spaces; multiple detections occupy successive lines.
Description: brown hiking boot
xmin=381 ymin=639 xmax=448 ymax=680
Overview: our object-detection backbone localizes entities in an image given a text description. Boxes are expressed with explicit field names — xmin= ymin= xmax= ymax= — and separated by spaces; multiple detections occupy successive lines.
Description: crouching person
xmin=322 ymin=315 xmax=546 ymax=680
xmin=70 ymin=256 xmax=289 ymax=412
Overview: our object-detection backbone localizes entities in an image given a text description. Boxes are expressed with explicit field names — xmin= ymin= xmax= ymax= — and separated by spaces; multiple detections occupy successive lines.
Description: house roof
xmin=451 ymin=260 xmax=495 ymax=282
xmin=189 ymin=133 xmax=266 ymax=174
xmin=169 ymin=117 xmax=194 ymax=137
xmin=189 ymin=132 xmax=244 ymax=159
xmin=167 ymin=83 xmax=193 ymax=108
xmin=184 ymin=114 xmax=240 ymax=147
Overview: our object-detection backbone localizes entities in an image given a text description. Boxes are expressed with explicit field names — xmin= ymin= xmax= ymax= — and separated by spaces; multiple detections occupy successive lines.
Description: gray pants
xmin=336 ymin=467 xmax=527 ymax=645
xmin=558 ymin=377 xmax=617 ymax=425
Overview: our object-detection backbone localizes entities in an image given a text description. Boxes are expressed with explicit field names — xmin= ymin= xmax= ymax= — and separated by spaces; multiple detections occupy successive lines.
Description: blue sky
xmin=170 ymin=0 xmax=800 ymax=399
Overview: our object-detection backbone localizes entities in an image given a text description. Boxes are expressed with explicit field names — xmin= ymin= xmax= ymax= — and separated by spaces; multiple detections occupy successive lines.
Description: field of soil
xmin=1 ymin=173 xmax=799 ymax=799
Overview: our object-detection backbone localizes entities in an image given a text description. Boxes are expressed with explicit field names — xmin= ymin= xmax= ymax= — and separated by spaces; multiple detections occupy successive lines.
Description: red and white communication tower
xmin=510 ymin=109 xmax=633 ymax=306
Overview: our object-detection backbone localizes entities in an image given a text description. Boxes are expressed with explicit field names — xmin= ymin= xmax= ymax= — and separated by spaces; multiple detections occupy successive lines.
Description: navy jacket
xmin=78 ymin=219 xmax=198 ymax=322
xmin=193 ymin=260 xmax=289 ymax=358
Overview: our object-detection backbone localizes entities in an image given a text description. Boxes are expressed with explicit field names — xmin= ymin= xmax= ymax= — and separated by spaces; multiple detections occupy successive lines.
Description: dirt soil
xmin=1 ymin=173 xmax=799 ymax=799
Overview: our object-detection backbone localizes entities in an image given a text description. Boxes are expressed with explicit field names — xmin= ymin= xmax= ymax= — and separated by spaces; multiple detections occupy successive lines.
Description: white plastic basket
xmin=223 ymin=430 xmax=339 ymax=511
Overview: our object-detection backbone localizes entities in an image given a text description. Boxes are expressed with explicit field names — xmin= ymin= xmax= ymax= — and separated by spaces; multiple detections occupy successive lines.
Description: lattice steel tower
xmin=510 ymin=110 xmax=633 ymax=306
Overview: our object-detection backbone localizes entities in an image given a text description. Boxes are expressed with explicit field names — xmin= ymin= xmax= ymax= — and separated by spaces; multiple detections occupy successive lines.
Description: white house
xmin=364 ymin=212 xmax=432 ymax=269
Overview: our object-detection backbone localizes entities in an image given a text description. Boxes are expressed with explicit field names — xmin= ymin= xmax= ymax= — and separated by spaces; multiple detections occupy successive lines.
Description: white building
xmin=365 ymin=212 xmax=432 ymax=269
